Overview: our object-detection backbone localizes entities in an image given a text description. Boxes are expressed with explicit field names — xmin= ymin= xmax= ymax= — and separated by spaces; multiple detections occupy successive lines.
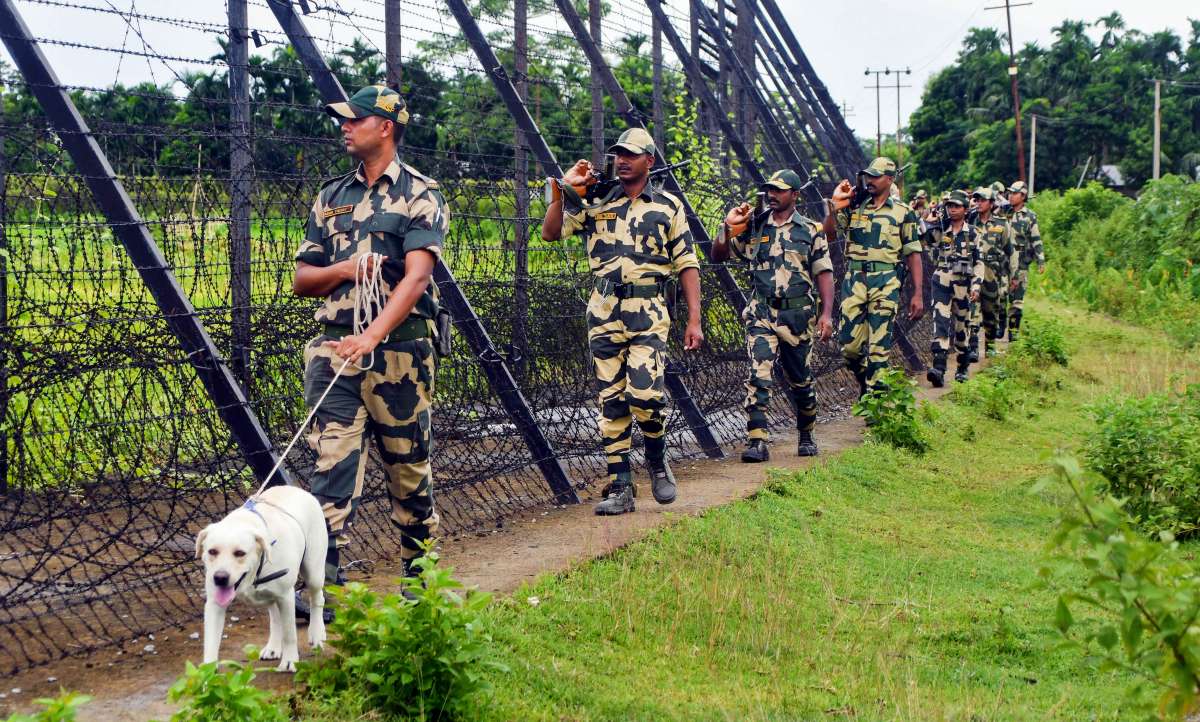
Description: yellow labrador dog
xmin=195 ymin=485 xmax=327 ymax=671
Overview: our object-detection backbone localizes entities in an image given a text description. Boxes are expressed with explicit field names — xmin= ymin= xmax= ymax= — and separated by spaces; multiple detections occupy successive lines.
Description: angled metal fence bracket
xmin=264 ymin=0 xmax=580 ymax=503
xmin=0 ymin=0 xmax=292 ymax=487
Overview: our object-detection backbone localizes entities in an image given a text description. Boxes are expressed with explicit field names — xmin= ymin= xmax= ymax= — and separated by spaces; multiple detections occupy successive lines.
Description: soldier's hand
xmin=324 ymin=333 xmax=380 ymax=364
xmin=969 ymin=290 xmax=980 ymax=303
xmin=684 ymin=320 xmax=704 ymax=351
xmin=831 ymin=180 xmax=853 ymax=202
xmin=907 ymin=295 xmax=924 ymax=321
xmin=562 ymin=159 xmax=594 ymax=187
xmin=1037 ymin=263 xmax=1046 ymax=274
xmin=1009 ymin=278 xmax=1019 ymax=292
xmin=343 ymin=253 xmax=388 ymax=284
xmin=816 ymin=314 xmax=834 ymax=342
xmin=724 ymin=203 xmax=751 ymax=227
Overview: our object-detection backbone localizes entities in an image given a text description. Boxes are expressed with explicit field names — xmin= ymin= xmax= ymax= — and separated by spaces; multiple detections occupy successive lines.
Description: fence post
xmin=0 ymin=76 xmax=8 ymax=494
xmin=445 ymin=0 xmax=726 ymax=460
xmin=228 ymin=0 xmax=253 ymax=391
xmin=588 ymin=0 xmax=604 ymax=167
xmin=0 ymin=0 xmax=292 ymax=486
xmin=512 ymin=0 xmax=530 ymax=380
xmin=264 ymin=0 xmax=579 ymax=504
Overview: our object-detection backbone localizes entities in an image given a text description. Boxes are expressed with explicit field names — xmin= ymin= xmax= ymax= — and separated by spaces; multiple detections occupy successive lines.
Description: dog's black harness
xmin=236 ymin=497 xmax=306 ymax=588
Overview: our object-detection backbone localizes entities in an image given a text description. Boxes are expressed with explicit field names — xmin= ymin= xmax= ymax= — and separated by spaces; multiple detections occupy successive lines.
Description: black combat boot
xmin=796 ymin=430 xmax=818 ymax=457
xmin=954 ymin=359 xmax=970 ymax=383
xmin=850 ymin=360 xmax=869 ymax=399
xmin=595 ymin=472 xmax=636 ymax=515
xmin=644 ymin=436 xmax=676 ymax=504
xmin=1008 ymin=310 xmax=1022 ymax=342
xmin=741 ymin=438 xmax=769 ymax=463
xmin=967 ymin=334 xmax=980 ymax=364
xmin=926 ymin=352 xmax=947 ymax=388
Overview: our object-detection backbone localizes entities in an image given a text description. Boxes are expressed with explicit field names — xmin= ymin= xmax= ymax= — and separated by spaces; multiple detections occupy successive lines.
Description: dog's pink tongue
xmin=214 ymin=586 xmax=236 ymax=608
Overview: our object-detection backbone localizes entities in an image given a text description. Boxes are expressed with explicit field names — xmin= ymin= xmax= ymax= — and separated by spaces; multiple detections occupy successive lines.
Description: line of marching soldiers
xmin=292 ymin=85 xmax=1049 ymax=592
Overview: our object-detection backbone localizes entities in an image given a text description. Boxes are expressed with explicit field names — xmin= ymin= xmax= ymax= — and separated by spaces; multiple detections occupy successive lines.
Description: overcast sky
xmin=1 ymin=1 xmax=1194 ymax=140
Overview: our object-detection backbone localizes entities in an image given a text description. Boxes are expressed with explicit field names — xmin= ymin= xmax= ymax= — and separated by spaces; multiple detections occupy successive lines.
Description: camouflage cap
xmin=759 ymin=169 xmax=805 ymax=191
xmin=990 ymin=180 xmax=1007 ymax=194
xmin=325 ymin=85 xmax=410 ymax=125
xmin=608 ymin=127 xmax=656 ymax=156
xmin=972 ymin=186 xmax=995 ymax=201
xmin=913 ymin=189 xmax=928 ymax=200
xmin=1008 ymin=180 xmax=1028 ymax=194
xmin=945 ymin=190 xmax=969 ymax=206
xmin=861 ymin=156 xmax=897 ymax=177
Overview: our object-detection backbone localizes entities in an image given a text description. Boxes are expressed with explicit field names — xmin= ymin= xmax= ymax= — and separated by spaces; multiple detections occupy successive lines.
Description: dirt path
xmin=3 ymin=367 xmax=964 ymax=721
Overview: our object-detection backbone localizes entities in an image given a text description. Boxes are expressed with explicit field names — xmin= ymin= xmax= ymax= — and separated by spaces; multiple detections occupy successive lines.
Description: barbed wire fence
xmin=0 ymin=0 xmax=932 ymax=674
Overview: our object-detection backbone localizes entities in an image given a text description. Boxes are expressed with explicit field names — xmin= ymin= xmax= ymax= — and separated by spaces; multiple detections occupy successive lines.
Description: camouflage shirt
xmin=836 ymin=197 xmax=923 ymax=264
xmin=561 ymin=183 xmax=700 ymax=282
xmin=1007 ymin=206 xmax=1044 ymax=269
xmin=295 ymin=155 xmax=447 ymax=326
xmin=976 ymin=214 xmax=1019 ymax=280
xmin=723 ymin=210 xmax=832 ymax=301
xmin=924 ymin=222 xmax=984 ymax=296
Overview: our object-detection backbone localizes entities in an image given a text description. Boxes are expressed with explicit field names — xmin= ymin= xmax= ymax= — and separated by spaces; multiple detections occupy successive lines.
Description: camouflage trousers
xmin=930 ymin=269 xmax=973 ymax=363
xmin=1007 ymin=268 xmax=1029 ymax=328
xmin=838 ymin=266 xmax=901 ymax=392
xmin=743 ymin=300 xmax=816 ymax=441
xmin=587 ymin=290 xmax=670 ymax=476
xmin=303 ymin=334 xmax=440 ymax=581
xmin=978 ymin=266 xmax=1009 ymax=342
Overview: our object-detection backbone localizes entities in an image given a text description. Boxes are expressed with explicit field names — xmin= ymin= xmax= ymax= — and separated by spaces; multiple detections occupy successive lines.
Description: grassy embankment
xmin=287 ymin=295 xmax=1200 ymax=721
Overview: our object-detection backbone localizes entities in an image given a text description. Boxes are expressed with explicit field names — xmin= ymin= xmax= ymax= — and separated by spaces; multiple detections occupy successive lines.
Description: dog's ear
xmin=253 ymin=530 xmax=271 ymax=565
xmin=194 ymin=526 xmax=211 ymax=560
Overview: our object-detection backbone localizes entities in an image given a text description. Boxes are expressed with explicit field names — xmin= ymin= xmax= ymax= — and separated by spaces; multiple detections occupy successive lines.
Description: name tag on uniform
xmin=761 ymin=235 xmax=771 ymax=244
xmin=322 ymin=204 xmax=354 ymax=219
xmin=595 ymin=212 xmax=618 ymax=221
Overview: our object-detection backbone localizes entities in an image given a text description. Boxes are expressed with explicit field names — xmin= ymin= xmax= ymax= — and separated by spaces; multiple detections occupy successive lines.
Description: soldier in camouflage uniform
xmin=1003 ymin=180 xmax=1044 ymax=342
xmin=293 ymin=85 xmax=447 ymax=616
xmin=910 ymin=189 xmax=929 ymax=214
xmin=922 ymin=190 xmax=983 ymax=385
xmin=542 ymin=128 xmax=703 ymax=516
xmin=711 ymin=170 xmax=835 ymax=462
xmin=968 ymin=187 xmax=1019 ymax=358
xmin=824 ymin=157 xmax=925 ymax=397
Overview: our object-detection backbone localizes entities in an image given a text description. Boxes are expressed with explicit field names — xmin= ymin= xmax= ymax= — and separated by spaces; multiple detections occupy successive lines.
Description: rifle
xmin=583 ymin=157 xmax=692 ymax=202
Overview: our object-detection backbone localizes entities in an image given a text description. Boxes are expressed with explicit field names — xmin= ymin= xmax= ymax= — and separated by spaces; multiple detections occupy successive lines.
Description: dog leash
xmin=252 ymin=252 xmax=385 ymax=497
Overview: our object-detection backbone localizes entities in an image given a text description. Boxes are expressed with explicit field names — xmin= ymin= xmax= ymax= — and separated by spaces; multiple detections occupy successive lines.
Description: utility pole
xmin=894 ymin=67 xmax=911 ymax=191
xmin=987 ymin=0 xmax=1031 ymax=182
xmin=864 ymin=67 xmax=909 ymax=160
xmin=1152 ymin=78 xmax=1161 ymax=180
xmin=1028 ymin=113 xmax=1037 ymax=196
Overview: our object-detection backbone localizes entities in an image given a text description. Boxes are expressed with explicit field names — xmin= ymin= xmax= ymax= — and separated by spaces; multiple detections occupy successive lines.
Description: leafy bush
xmin=1009 ymin=314 xmax=1070 ymax=367
xmin=297 ymin=545 xmax=504 ymax=721
xmin=1030 ymin=178 xmax=1200 ymax=348
xmin=2 ymin=691 xmax=91 ymax=722
xmin=1083 ymin=387 xmax=1200 ymax=538
xmin=164 ymin=647 xmax=287 ymax=722
xmin=852 ymin=367 xmax=931 ymax=454
xmin=1039 ymin=457 xmax=1200 ymax=720
xmin=950 ymin=365 xmax=1017 ymax=421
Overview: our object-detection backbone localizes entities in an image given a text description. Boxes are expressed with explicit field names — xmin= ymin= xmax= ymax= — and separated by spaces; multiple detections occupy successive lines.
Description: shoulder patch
xmin=402 ymin=162 xmax=439 ymax=189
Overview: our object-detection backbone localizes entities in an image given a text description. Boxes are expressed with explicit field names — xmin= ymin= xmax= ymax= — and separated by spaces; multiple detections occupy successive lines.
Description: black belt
xmin=759 ymin=295 xmax=810 ymax=310
xmin=847 ymin=259 xmax=896 ymax=272
xmin=594 ymin=277 xmax=665 ymax=299
xmin=321 ymin=317 xmax=430 ymax=343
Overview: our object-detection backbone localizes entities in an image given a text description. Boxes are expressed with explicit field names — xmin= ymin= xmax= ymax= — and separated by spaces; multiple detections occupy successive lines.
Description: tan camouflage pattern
xmin=925 ymin=223 xmax=984 ymax=361
xmin=296 ymin=154 xmax=448 ymax=327
xmin=586 ymin=292 xmax=670 ymax=474
xmin=719 ymin=211 xmax=832 ymax=440
xmin=838 ymin=269 xmax=902 ymax=392
xmin=562 ymin=184 xmax=700 ymax=283
xmin=561 ymin=183 xmax=699 ymax=476
xmin=836 ymin=196 xmax=923 ymax=264
xmin=1006 ymin=206 xmax=1043 ymax=322
xmin=303 ymin=335 xmax=439 ymax=574
xmin=972 ymin=214 xmax=1019 ymax=342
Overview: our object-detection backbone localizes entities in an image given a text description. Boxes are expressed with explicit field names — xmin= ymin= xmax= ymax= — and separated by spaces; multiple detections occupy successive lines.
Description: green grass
xmin=293 ymin=296 xmax=1195 ymax=721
